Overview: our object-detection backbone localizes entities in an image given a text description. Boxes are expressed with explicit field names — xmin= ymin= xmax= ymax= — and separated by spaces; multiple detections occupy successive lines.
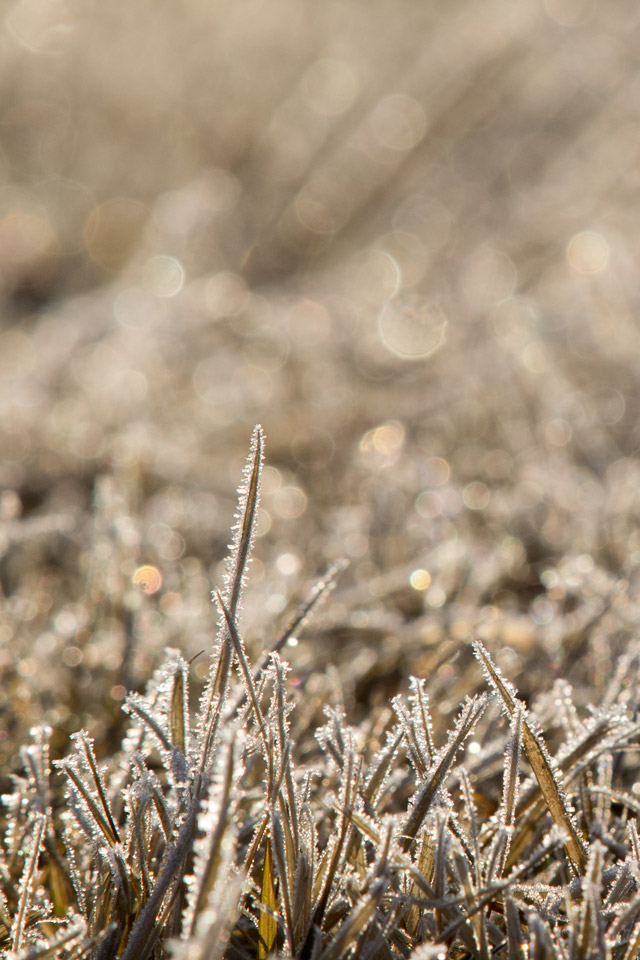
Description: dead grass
xmin=2 ymin=0 xmax=640 ymax=955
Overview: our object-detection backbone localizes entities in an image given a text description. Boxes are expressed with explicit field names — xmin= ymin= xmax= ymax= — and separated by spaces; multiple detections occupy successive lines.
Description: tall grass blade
xmin=188 ymin=737 xmax=237 ymax=935
xmin=399 ymin=695 xmax=487 ymax=851
xmin=13 ymin=920 xmax=87 ymax=959
xmin=505 ymin=896 xmax=525 ymax=960
xmin=258 ymin=837 xmax=278 ymax=960
xmin=317 ymin=879 xmax=387 ymax=960
xmin=170 ymin=662 xmax=188 ymax=755
xmin=11 ymin=812 xmax=47 ymax=953
xmin=214 ymin=590 xmax=268 ymax=747
xmin=120 ymin=795 xmax=201 ymax=960
xmin=198 ymin=425 xmax=264 ymax=773
xmin=473 ymin=640 xmax=588 ymax=873
xmin=225 ymin=560 xmax=348 ymax=724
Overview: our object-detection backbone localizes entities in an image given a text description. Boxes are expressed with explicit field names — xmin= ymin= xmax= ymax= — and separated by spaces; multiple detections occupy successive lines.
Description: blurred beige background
xmin=1 ymin=0 xmax=640 ymax=760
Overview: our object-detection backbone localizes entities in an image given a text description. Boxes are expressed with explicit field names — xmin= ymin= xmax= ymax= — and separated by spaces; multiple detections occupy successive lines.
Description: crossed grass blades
xmin=3 ymin=427 xmax=640 ymax=959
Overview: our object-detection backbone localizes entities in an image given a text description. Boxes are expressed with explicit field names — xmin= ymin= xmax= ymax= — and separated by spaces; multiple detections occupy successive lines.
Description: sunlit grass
xmin=3 ymin=432 xmax=640 ymax=958
xmin=2 ymin=2 xmax=640 ymax=956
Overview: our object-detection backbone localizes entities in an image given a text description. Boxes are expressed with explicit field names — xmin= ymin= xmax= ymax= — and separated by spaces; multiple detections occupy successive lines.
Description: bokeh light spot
xmin=423 ymin=457 xmax=451 ymax=486
xmin=463 ymin=482 xmax=491 ymax=511
xmin=62 ymin=646 xmax=83 ymax=667
xmin=360 ymin=421 xmax=405 ymax=459
xmin=140 ymin=255 xmax=185 ymax=297
xmin=266 ymin=593 xmax=287 ymax=614
xmin=276 ymin=552 xmax=301 ymax=576
xmin=409 ymin=568 xmax=431 ymax=591
xmin=350 ymin=249 xmax=401 ymax=305
xmin=378 ymin=295 xmax=446 ymax=359
xmin=272 ymin=486 xmax=307 ymax=520
xmin=426 ymin=586 xmax=447 ymax=608
xmin=133 ymin=565 xmax=163 ymax=595
xmin=566 ymin=230 xmax=609 ymax=275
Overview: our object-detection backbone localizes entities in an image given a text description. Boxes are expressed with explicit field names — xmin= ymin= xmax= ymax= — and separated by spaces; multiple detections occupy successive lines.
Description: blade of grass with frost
xmin=292 ymin=842 xmax=314 ymax=951
xmin=409 ymin=676 xmax=436 ymax=764
xmin=172 ymin=873 xmax=244 ymax=960
xmin=131 ymin=756 xmax=172 ymax=841
xmin=339 ymin=804 xmax=385 ymax=871
xmin=630 ymin=819 xmax=640 ymax=864
xmin=594 ymin=753 xmax=613 ymax=826
xmin=211 ymin=424 xmax=264 ymax=701
xmin=11 ymin=811 xmax=47 ymax=953
xmin=187 ymin=738 xmax=237 ymax=935
xmin=12 ymin=920 xmax=87 ymax=960
xmin=56 ymin=762 xmax=119 ymax=849
xmin=608 ymin=880 xmax=640 ymax=945
xmin=75 ymin=731 xmax=121 ymax=844
xmin=258 ymin=836 xmax=278 ymax=960
xmin=456 ymin=773 xmax=489 ymax=956
xmin=505 ymin=896 xmax=525 ymax=960
xmin=451 ymin=848 xmax=489 ymax=960
xmin=20 ymin=725 xmax=51 ymax=813
xmin=214 ymin=589 xmax=268 ymax=748
xmin=197 ymin=426 xmax=264 ymax=776
xmin=124 ymin=694 xmax=173 ymax=754
xmin=459 ymin=768 xmax=480 ymax=863
xmin=318 ymin=879 xmax=387 ymax=960
xmin=363 ymin=728 xmax=403 ymax=811
xmin=622 ymin=923 xmax=640 ymax=960
xmin=243 ymin=810 xmax=269 ymax=877
xmin=404 ymin=832 xmax=436 ymax=935
xmin=128 ymin=790 xmax=152 ymax=903
xmin=272 ymin=653 xmax=301 ymax=857
xmin=275 ymin=559 xmax=348 ymax=650
xmin=503 ymin=711 xmax=630 ymax=871
xmin=393 ymin=696 xmax=427 ymax=778
xmin=224 ymin=560 xmax=348 ymax=725
xmin=437 ymin=831 xmax=566 ymax=945
xmin=120 ymin=792 xmax=202 ymax=960
xmin=502 ymin=702 xmax=523 ymax=833
xmin=472 ymin=640 xmax=588 ymax=874
xmin=493 ymin=701 xmax=524 ymax=879
xmin=604 ymin=860 xmax=636 ymax=912
xmin=271 ymin=809 xmax=295 ymax=955
xmin=301 ymin=750 xmax=361 ymax=960
xmin=0 ymin=887 xmax=11 ymax=937
xmin=170 ymin=660 xmax=188 ymax=755
xmin=575 ymin=841 xmax=606 ymax=960
xmin=399 ymin=695 xmax=487 ymax=852
xmin=527 ymin=914 xmax=555 ymax=958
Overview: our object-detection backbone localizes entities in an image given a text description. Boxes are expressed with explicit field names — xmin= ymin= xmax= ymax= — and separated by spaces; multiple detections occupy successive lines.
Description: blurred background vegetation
xmin=1 ymin=0 xmax=640 ymax=779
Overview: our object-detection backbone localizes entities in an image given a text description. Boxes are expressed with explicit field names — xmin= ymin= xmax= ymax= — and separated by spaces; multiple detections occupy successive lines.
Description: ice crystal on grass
xmin=5 ymin=428 xmax=640 ymax=959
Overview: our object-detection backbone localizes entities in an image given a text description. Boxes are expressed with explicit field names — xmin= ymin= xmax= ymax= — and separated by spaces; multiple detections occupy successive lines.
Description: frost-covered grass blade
xmin=473 ymin=639 xmax=588 ymax=874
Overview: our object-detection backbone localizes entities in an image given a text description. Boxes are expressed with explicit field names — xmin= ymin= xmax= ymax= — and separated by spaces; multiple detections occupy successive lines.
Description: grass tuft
xmin=3 ymin=430 xmax=640 ymax=959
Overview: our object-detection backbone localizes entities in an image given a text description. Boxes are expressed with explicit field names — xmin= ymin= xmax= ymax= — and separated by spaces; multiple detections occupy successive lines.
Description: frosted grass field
xmin=2 ymin=1 xmax=640 ymax=956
